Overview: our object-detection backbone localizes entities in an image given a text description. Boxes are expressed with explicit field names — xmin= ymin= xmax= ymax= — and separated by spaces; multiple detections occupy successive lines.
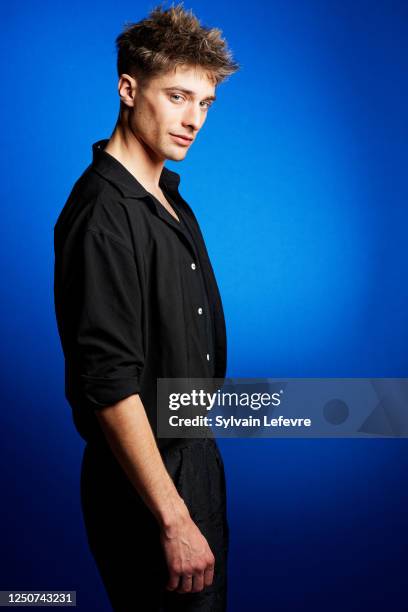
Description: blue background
xmin=1 ymin=0 xmax=407 ymax=610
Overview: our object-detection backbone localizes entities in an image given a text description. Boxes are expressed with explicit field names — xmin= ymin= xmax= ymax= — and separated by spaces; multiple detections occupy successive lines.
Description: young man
xmin=53 ymin=4 xmax=239 ymax=611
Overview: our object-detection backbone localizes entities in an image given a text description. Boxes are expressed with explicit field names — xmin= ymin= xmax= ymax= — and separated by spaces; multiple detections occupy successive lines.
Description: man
xmin=53 ymin=4 xmax=239 ymax=611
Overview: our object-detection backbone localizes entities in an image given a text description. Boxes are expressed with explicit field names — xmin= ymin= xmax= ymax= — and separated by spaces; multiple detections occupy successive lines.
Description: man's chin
xmin=164 ymin=150 xmax=188 ymax=162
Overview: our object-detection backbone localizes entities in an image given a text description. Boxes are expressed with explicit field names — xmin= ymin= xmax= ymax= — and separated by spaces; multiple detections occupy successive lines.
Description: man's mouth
xmin=170 ymin=133 xmax=193 ymax=146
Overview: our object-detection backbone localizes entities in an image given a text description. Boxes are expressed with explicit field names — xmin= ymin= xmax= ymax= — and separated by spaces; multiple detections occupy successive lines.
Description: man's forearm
xmin=93 ymin=393 xmax=189 ymax=530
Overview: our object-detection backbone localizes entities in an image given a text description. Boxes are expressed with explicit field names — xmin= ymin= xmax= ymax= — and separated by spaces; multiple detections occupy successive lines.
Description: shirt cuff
xmin=79 ymin=374 xmax=141 ymax=410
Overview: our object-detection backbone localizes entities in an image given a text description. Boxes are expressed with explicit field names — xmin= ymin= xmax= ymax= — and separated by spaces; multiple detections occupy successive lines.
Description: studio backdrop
xmin=1 ymin=1 xmax=407 ymax=610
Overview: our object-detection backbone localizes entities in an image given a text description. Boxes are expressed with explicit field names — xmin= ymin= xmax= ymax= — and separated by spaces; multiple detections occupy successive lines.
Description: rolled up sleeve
xmin=75 ymin=228 xmax=145 ymax=411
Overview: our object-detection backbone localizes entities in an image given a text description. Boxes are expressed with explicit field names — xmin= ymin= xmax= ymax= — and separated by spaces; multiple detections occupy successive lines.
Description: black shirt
xmin=53 ymin=139 xmax=227 ymax=448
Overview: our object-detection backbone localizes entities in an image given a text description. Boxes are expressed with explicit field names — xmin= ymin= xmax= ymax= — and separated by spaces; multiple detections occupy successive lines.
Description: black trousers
xmin=80 ymin=437 xmax=229 ymax=611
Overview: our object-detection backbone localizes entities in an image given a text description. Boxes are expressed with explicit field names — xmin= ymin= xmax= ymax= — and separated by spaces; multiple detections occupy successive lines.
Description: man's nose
xmin=181 ymin=103 xmax=202 ymax=131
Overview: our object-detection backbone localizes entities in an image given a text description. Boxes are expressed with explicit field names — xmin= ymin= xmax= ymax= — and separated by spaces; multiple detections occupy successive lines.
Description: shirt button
xmin=206 ymin=353 xmax=210 ymax=361
xmin=191 ymin=262 xmax=196 ymax=270
xmin=197 ymin=307 xmax=203 ymax=315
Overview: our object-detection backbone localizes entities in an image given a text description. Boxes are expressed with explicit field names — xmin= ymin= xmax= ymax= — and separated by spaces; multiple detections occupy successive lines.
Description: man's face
xmin=123 ymin=64 xmax=216 ymax=162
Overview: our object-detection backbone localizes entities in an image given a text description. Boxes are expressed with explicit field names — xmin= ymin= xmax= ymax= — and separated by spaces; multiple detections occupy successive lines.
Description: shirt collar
xmin=91 ymin=139 xmax=181 ymax=199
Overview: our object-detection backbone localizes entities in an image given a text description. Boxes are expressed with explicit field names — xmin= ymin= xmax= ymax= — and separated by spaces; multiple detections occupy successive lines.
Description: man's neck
xmin=104 ymin=122 xmax=165 ymax=194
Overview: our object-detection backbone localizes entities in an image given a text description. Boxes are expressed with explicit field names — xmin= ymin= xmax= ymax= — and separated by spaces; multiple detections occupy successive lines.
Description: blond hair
xmin=116 ymin=2 xmax=240 ymax=87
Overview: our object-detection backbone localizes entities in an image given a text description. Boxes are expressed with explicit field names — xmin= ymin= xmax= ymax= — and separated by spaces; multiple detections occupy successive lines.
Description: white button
xmin=191 ymin=262 xmax=196 ymax=270
xmin=206 ymin=353 xmax=210 ymax=361
xmin=197 ymin=307 xmax=203 ymax=315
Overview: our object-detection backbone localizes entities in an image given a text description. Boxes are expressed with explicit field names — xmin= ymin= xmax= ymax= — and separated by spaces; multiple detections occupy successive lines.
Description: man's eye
xmin=170 ymin=94 xmax=184 ymax=103
xmin=201 ymin=101 xmax=212 ymax=109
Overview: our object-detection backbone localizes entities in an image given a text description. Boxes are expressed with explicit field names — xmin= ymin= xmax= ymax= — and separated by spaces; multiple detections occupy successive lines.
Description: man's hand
xmin=93 ymin=394 xmax=216 ymax=595
xmin=161 ymin=508 xmax=215 ymax=594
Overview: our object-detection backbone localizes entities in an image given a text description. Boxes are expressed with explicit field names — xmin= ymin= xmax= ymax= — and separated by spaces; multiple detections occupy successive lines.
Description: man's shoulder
xmin=84 ymin=170 xmax=134 ymax=240
xmin=54 ymin=164 xmax=143 ymax=253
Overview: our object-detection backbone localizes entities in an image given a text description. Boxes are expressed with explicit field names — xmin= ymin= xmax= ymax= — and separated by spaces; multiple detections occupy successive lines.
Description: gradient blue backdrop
xmin=1 ymin=1 xmax=407 ymax=610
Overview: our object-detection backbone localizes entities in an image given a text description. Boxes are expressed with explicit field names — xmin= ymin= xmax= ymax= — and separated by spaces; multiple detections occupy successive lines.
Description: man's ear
xmin=118 ymin=74 xmax=137 ymax=108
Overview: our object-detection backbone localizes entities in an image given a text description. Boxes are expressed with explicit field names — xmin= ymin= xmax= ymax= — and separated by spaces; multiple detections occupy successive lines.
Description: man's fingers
xmin=167 ymin=560 xmax=214 ymax=594
xmin=204 ymin=562 xmax=215 ymax=587
xmin=177 ymin=573 xmax=193 ymax=593
xmin=191 ymin=571 xmax=205 ymax=593
xmin=180 ymin=562 xmax=214 ymax=593
xmin=166 ymin=570 xmax=181 ymax=591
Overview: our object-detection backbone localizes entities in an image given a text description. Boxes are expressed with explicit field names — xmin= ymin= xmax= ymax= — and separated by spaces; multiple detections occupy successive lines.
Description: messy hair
xmin=115 ymin=2 xmax=240 ymax=88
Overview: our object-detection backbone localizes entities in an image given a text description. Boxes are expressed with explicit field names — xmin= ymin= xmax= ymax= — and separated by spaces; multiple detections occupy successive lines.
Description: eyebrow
xmin=163 ymin=86 xmax=216 ymax=102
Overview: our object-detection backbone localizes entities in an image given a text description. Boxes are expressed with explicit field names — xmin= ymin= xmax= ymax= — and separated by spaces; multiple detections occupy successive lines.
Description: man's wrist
xmin=155 ymin=491 xmax=191 ymax=532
